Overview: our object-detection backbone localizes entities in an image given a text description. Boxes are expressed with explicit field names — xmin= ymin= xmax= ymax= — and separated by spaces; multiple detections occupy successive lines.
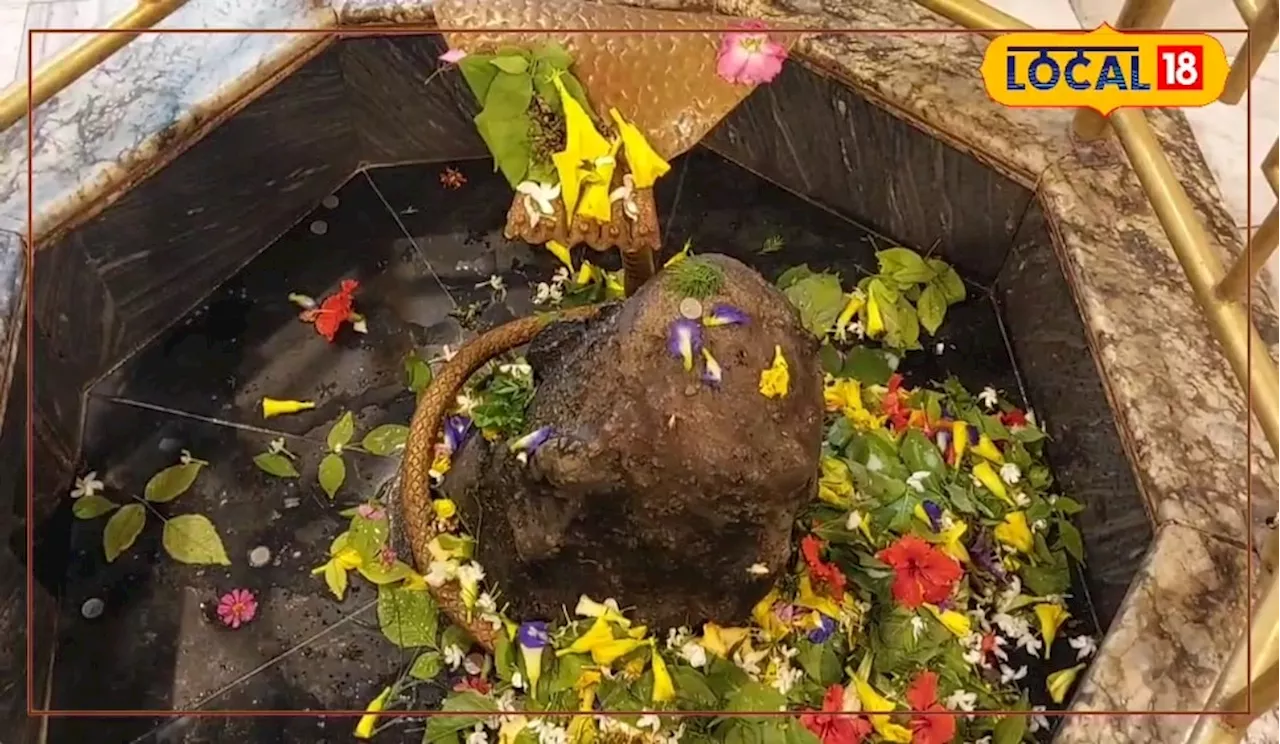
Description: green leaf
xmin=424 ymin=692 xmax=500 ymax=743
xmin=253 ymin=452 xmax=299 ymax=478
xmin=944 ymin=483 xmax=983 ymax=516
xmin=532 ymin=42 xmax=573 ymax=71
xmin=327 ymin=412 xmax=356 ymax=452
xmin=410 ymin=650 xmax=445 ymax=681
xmin=669 ymin=666 xmax=718 ymax=708
xmin=377 ymin=584 xmax=439 ymax=648
xmin=775 ymin=264 xmax=814 ymax=290
xmin=782 ymin=272 xmax=846 ymax=337
xmin=440 ymin=625 xmax=471 ymax=654
xmin=318 ymin=453 xmax=346 ymax=499
xmin=103 ymin=503 xmax=146 ymax=562
xmin=362 ymin=424 xmax=410 ymax=456
xmin=483 ymin=70 xmax=534 ymax=119
xmin=457 ymin=54 xmax=500 ymax=101
xmin=406 ymin=353 xmax=433 ymax=394
xmin=162 ymin=514 xmax=232 ymax=565
xmin=1013 ymin=424 xmax=1048 ymax=443
xmin=490 ymin=55 xmax=530 ymax=75
xmin=323 ymin=560 xmax=348 ymax=600
xmin=840 ymin=347 xmax=895 ymax=385
xmin=358 ymin=559 xmax=414 ymax=586
xmin=144 ymin=462 xmax=202 ymax=503
xmin=917 ymin=283 xmax=948 ymax=335
xmin=548 ymin=652 xmax=589 ymax=693
xmin=724 ymin=681 xmax=787 ymax=714
xmin=1055 ymin=496 xmax=1085 ymax=515
xmin=1021 ymin=562 xmax=1071 ymax=596
xmin=901 ymin=429 xmax=946 ymax=477
xmin=494 ymin=633 xmax=518 ymax=682
xmin=474 ymin=108 xmax=532 ymax=188
xmin=992 ymin=714 xmax=1028 ymax=744
xmin=877 ymin=247 xmax=933 ymax=284
xmin=929 ymin=259 xmax=967 ymax=303
xmin=1057 ymin=520 xmax=1085 ymax=563
xmin=73 ymin=494 xmax=118 ymax=519
xmin=818 ymin=344 xmax=843 ymax=375
xmin=795 ymin=641 xmax=842 ymax=686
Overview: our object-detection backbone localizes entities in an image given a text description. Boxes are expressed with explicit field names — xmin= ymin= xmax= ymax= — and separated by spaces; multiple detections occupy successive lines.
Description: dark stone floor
xmin=38 ymin=149 xmax=1065 ymax=743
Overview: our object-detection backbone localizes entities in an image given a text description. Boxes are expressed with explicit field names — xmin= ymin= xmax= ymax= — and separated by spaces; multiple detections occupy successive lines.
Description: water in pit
xmin=43 ymin=150 xmax=1099 ymax=744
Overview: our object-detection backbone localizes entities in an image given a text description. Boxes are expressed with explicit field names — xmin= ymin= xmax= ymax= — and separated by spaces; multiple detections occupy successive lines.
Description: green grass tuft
xmin=665 ymin=257 xmax=725 ymax=299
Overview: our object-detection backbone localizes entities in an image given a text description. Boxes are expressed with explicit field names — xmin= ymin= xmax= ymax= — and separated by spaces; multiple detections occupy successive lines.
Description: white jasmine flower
xmin=425 ymin=560 xmax=457 ymax=587
xmin=511 ymin=671 xmax=525 ymax=689
xmin=978 ymin=386 xmax=999 ymax=409
xmin=268 ymin=438 xmax=288 ymax=455
xmin=679 ymin=641 xmax=708 ymax=668
xmin=1013 ymin=490 xmax=1031 ymax=508
xmin=846 ymin=510 xmax=865 ymax=531
xmin=910 ymin=614 xmax=926 ymax=640
xmin=1028 ymin=706 xmax=1050 ymax=733
xmin=906 ymin=471 xmax=931 ymax=493
xmin=845 ymin=320 xmax=865 ymax=339
xmin=70 ymin=471 xmax=104 ymax=499
xmin=499 ymin=362 xmax=532 ymax=379
xmin=352 ymin=317 xmax=368 ymax=334
xmin=1016 ymin=632 xmax=1043 ymax=656
xmin=944 ymin=689 xmax=977 ymax=712
xmin=532 ymin=282 xmax=564 ymax=306
xmin=456 ymin=562 xmax=485 ymax=586
xmin=467 ymin=725 xmax=490 ymax=744
xmin=476 ymin=275 xmax=507 ymax=299
xmin=1032 ymin=518 xmax=1048 ymax=533
xmin=993 ymin=612 xmax=1031 ymax=640
xmin=529 ymin=719 xmax=569 ymax=744
xmin=516 ymin=181 xmax=561 ymax=228
xmin=552 ymin=266 xmax=571 ymax=285
xmin=999 ymin=463 xmax=1021 ymax=485
xmin=454 ymin=391 xmax=479 ymax=416
xmin=771 ymin=663 xmax=803 ymax=695
xmin=608 ymin=174 xmax=641 ymax=221
xmin=666 ymin=626 xmax=692 ymax=650
xmin=1069 ymin=634 xmax=1098 ymax=660
xmin=747 ymin=563 xmax=770 ymax=576
xmin=636 ymin=715 xmax=661 ymax=732
xmin=934 ymin=342 xmax=945 ymax=355
xmin=438 ymin=344 xmax=458 ymax=362
xmin=999 ymin=664 xmax=1027 ymax=684
xmin=444 ymin=644 xmax=465 ymax=670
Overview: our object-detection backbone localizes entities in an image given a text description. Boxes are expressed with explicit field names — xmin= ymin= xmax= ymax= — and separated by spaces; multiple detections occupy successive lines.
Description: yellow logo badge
xmin=981 ymin=24 xmax=1230 ymax=115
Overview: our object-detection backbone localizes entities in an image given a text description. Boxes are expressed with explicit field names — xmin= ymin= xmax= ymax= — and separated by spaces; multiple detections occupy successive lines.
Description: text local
xmin=1005 ymin=46 xmax=1150 ymax=92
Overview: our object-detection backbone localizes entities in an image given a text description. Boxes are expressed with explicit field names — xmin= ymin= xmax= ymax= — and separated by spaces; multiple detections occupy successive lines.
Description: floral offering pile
xmin=311 ymin=246 xmax=1097 ymax=744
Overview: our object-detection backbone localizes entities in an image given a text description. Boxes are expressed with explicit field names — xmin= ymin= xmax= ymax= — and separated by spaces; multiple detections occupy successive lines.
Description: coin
xmin=81 ymin=597 xmax=104 ymax=619
xmin=679 ymin=298 xmax=703 ymax=320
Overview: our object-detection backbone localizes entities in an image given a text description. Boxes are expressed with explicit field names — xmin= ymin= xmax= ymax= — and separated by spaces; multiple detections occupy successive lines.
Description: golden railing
xmin=2 ymin=0 xmax=1277 ymax=740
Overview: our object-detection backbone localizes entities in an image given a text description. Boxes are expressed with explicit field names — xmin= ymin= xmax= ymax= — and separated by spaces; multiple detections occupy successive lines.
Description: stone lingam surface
xmin=0 ymin=1 xmax=1275 ymax=744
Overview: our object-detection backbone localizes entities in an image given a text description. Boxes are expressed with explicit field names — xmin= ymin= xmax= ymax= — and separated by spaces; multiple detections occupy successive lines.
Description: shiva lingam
xmin=397 ymin=0 xmax=798 ymax=647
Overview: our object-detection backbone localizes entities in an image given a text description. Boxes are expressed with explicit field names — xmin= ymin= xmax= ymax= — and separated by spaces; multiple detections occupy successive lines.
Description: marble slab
xmin=0 ymin=0 xmax=1274 ymax=740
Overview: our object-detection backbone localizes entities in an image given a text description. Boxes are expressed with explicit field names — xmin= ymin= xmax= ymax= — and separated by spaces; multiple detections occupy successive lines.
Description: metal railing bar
xmin=1221 ymin=0 xmax=1278 ymax=104
xmin=1217 ymin=205 xmax=1279 ymax=300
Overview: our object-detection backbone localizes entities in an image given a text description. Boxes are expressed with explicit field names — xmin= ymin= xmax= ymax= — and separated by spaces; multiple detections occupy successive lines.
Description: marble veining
xmin=0 ymin=0 xmax=1275 ymax=739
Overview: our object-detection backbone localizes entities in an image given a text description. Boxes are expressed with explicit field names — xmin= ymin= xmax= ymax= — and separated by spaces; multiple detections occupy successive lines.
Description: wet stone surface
xmin=42 ymin=149 xmax=1088 ymax=741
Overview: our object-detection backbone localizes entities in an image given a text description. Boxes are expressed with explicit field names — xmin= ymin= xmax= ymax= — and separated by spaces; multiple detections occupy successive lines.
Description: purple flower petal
xmin=703 ymin=304 xmax=749 ymax=327
xmin=972 ymin=530 xmax=1006 ymax=579
xmin=667 ymin=319 xmax=702 ymax=372
xmin=517 ymin=621 xmax=551 ymax=650
xmin=510 ymin=426 xmax=553 ymax=455
xmin=808 ymin=613 xmax=836 ymax=643
xmin=701 ymin=348 xmax=723 ymax=387
xmin=967 ymin=424 xmax=980 ymax=446
xmin=444 ymin=415 xmax=474 ymax=453
xmin=935 ymin=429 xmax=951 ymax=455
xmin=922 ymin=500 xmax=944 ymax=532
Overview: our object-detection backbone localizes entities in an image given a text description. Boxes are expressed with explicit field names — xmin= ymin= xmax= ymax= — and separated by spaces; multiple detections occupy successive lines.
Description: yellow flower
xmin=432 ymin=498 xmax=457 ymax=520
xmin=552 ymin=76 xmax=612 ymax=219
xmin=575 ymin=260 xmax=599 ymax=286
xmin=758 ymin=345 xmax=790 ymax=399
xmin=609 ymin=108 xmax=671 ymax=189
xmin=924 ymin=604 xmax=972 ymax=637
xmin=353 ymin=685 xmax=392 ymax=739
xmin=574 ymin=595 xmax=632 ymax=628
xmin=558 ymin=616 xmax=644 ymax=666
xmin=818 ymin=456 xmax=854 ymax=508
xmin=1035 ymin=603 xmax=1070 ymax=658
xmin=650 ymin=644 xmax=676 ymax=702
xmin=701 ymin=622 xmax=750 ymax=658
xmin=938 ymin=519 xmax=970 ymax=563
xmin=545 ymin=239 xmax=574 ymax=269
xmin=334 ymin=547 xmax=362 ymax=570
xmin=865 ymin=294 xmax=885 ymax=338
xmin=429 ymin=449 xmax=452 ymax=480
xmin=576 ymin=139 xmax=622 ymax=223
xmin=664 ymin=239 xmax=692 ymax=268
xmin=402 ymin=571 xmax=428 ymax=591
xmin=994 ymin=511 xmax=1034 ymax=554
xmin=834 ymin=291 xmax=866 ymax=341
xmin=823 ymin=377 xmax=884 ymax=430
xmin=1047 ymin=664 xmax=1086 ymax=704
xmin=795 ymin=574 xmax=844 ymax=620
xmin=261 ymin=397 xmax=316 ymax=418
xmin=568 ymin=716 xmax=598 ymax=744
xmin=973 ymin=434 xmax=1004 ymax=463
xmin=752 ymin=589 xmax=791 ymax=642
xmin=499 ymin=717 xmax=530 ymax=744
xmin=853 ymin=676 xmax=912 ymax=743
xmin=951 ymin=421 xmax=970 ymax=462
xmin=604 ymin=270 xmax=626 ymax=299
xmin=972 ymin=461 xmax=1012 ymax=505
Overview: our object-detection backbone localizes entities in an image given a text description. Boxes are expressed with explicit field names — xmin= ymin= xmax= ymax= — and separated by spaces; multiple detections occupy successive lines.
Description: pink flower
xmin=439 ymin=48 xmax=467 ymax=64
xmin=216 ymin=589 xmax=258 ymax=629
xmin=716 ymin=22 xmax=787 ymax=85
xmin=356 ymin=503 xmax=386 ymax=521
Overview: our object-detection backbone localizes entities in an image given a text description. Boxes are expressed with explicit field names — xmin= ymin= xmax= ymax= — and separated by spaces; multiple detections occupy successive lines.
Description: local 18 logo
xmin=980 ymin=25 xmax=1230 ymax=115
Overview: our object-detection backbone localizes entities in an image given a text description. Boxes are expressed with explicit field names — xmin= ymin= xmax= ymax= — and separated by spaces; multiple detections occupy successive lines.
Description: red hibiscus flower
xmin=1000 ymin=408 xmax=1028 ymax=428
xmin=303 ymin=279 xmax=359 ymax=342
xmin=883 ymin=374 xmax=912 ymax=431
xmin=801 ymin=685 xmax=873 ymax=744
xmin=801 ymin=535 xmax=847 ymax=600
xmin=877 ymin=535 xmax=963 ymax=609
xmin=905 ymin=671 xmax=956 ymax=744
xmin=453 ymin=676 xmax=491 ymax=695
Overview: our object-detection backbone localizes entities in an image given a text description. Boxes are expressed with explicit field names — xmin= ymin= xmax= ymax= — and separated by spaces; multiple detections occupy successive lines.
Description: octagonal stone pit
xmin=5 ymin=31 xmax=1159 ymax=744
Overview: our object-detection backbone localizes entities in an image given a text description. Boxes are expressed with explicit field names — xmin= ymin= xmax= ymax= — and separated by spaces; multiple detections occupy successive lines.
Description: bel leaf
xmin=377 ymin=584 xmax=439 ymax=648
xmin=1057 ymin=519 xmax=1086 ymax=563
xmin=483 ymin=70 xmax=534 ymax=119
xmin=410 ymin=650 xmax=445 ymax=681
xmin=928 ymin=259 xmax=967 ymax=303
xmin=877 ymin=247 xmax=933 ymax=284
xmin=162 ymin=514 xmax=231 ymax=565
xmin=327 ymin=412 xmax=356 ymax=452
xmin=782 ymin=272 xmax=846 ymax=337
xmin=455 ymin=54 xmax=499 ymax=103
xmin=917 ymin=283 xmax=948 ymax=335
xmin=362 ymin=424 xmax=410 ymax=456
xmin=323 ymin=559 xmax=349 ymax=600
xmin=474 ymin=108 xmax=532 ymax=188
xmin=318 ymin=453 xmax=346 ymax=499
xmin=490 ymin=55 xmax=530 ymax=75
xmin=253 ymin=452 xmax=299 ymax=478
xmin=144 ymin=462 xmax=202 ymax=503
xmin=103 ymin=503 xmax=146 ymax=562
xmin=532 ymin=42 xmax=573 ymax=71
xmin=840 ymin=347 xmax=895 ymax=385
xmin=992 ymin=714 xmax=1028 ymax=744
xmin=73 ymin=494 xmax=118 ymax=520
